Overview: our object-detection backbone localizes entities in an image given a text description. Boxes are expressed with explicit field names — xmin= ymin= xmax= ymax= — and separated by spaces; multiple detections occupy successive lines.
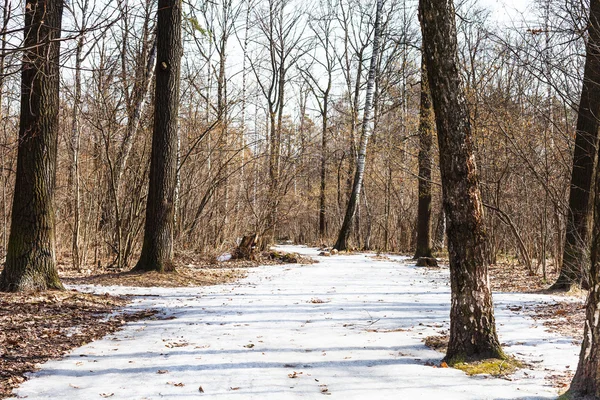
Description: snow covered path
xmin=15 ymin=246 xmax=581 ymax=399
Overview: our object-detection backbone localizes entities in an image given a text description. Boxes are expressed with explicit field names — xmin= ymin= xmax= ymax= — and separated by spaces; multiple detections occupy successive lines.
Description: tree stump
xmin=233 ymin=233 xmax=259 ymax=260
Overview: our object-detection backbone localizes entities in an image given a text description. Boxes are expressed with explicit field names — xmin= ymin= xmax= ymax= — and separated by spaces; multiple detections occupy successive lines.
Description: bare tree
xmin=0 ymin=0 xmax=65 ymax=291
xmin=134 ymin=0 xmax=182 ymax=273
xmin=300 ymin=0 xmax=336 ymax=239
xmin=419 ymin=0 xmax=504 ymax=362
xmin=563 ymin=0 xmax=600 ymax=395
xmin=550 ymin=0 xmax=600 ymax=291
xmin=334 ymin=0 xmax=383 ymax=251
xmin=251 ymin=0 xmax=305 ymax=246
xmin=413 ymin=50 xmax=434 ymax=259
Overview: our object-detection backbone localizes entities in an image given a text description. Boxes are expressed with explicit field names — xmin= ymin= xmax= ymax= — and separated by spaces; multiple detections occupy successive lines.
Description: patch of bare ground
xmin=60 ymin=250 xmax=314 ymax=288
xmin=0 ymin=290 xmax=156 ymax=399
xmin=61 ymin=267 xmax=248 ymax=287
xmin=522 ymin=301 xmax=585 ymax=344
xmin=489 ymin=261 xmax=560 ymax=293
xmin=423 ymin=334 xmax=448 ymax=352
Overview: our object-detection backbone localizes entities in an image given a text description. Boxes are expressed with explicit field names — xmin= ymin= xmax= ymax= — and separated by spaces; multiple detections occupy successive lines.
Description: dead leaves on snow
xmin=523 ymin=301 xmax=585 ymax=343
xmin=423 ymin=334 xmax=449 ymax=352
xmin=286 ymin=370 xmax=331 ymax=395
xmin=0 ymin=290 xmax=156 ymax=399
xmin=288 ymin=371 xmax=302 ymax=378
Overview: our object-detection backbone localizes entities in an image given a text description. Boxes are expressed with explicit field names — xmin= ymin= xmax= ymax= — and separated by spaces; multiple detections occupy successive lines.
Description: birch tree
xmin=334 ymin=0 xmax=383 ymax=251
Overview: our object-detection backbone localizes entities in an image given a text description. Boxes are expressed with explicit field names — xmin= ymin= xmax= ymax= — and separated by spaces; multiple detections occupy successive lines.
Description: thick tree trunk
xmin=419 ymin=0 xmax=504 ymax=362
xmin=569 ymin=124 xmax=600 ymax=398
xmin=564 ymin=2 xmax=600 ymax=396
xmin=133 ymin=0 xmax=182 ymax=273
xmin=334 ymin=0 xmax=383 ymax=251
xmin=551 ymin=0 xmax=600 ymax=292
xmin=0 ymin=0 xmax=64 ymax=292
xmin=414 ymin=52 xmax=434 ymax=259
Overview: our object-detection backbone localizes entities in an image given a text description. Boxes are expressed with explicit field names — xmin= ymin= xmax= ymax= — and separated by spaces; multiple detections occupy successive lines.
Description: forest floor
xmin=6 ymin=245 xmax=584 ymax=399
xmin=0 ymin=251 xmax=313 ymax=398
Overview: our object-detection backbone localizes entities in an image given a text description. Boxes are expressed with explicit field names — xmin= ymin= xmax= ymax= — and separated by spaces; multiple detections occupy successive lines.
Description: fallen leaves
xmin=423 ymin=335 xmax=449 ymax=352
xmin=522 ymin=301 xmax=585 ymax=342
xmin=488 ymin=261 xmax=559 ymax=293
xmin=164 ymin=341 xmax=189 ymax=348
xmin=366 ymin=328 xmax=407 ymax=333
xmin=0 ymin=290 xmax=156 ymax=399
xmin=62 ymin=267 xmax=247 ymax=288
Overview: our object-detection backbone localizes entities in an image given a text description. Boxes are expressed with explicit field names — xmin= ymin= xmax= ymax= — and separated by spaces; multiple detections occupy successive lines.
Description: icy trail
xmin=15 ymin=246 xmax=580 ymax=399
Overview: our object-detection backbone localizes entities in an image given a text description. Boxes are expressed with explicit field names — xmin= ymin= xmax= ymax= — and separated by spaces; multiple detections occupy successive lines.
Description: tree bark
xmin=433 ymin=205 xmax=446 ymax=252
xmin=334 ymin=0 xmax=383 ymax=251
xmin=569 ymin=109 xmax=600 ymax=398
xmin=414 ymin=51 xmax=434 ymax=259
xmin=419 ymin=0 xmax=504 ymax=362
xmin=551 ymin=0 xmax=600 ymax=292
xmin=319 ymin=99 xmax=328 ymax=239
xmin=133 ymin=0 xmax=182 ymax=273
xmin=0 ymin=0 xmax=64 ymax=292
xmin=564 ymin=1 xmax=600 ymax=396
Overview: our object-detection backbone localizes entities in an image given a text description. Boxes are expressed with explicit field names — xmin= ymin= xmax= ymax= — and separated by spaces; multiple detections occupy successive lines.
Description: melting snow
xmin=15 ymin=245 xmax=580 ymax=399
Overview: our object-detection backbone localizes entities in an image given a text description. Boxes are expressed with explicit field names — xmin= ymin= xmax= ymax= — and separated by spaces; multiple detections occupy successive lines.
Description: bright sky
xmin=481 ymin=0 xmax=534 ymax=23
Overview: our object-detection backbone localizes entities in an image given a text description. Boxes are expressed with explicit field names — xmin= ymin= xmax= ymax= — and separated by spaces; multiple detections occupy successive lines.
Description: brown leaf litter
xmin=0 ymin=290 xmax=156 ymax=399
xmin=59 ymin=250 xmax=314 ymax=288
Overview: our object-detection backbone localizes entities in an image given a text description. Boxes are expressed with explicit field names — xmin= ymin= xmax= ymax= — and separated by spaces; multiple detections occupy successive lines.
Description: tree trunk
xmin=551 ymin=0 xmax=600 ymax=292
xmin=564 ymin=2 xmax=600 ymax=396
xmin=414 ymin=51 xmax=434 ymax=259
xmin=419 ymin=0 xmax=504 ymax=362
xmin=0 ymin=0 xmax=64 ymax=292
xmin=319 ymin=94 xmax=329 ymax=239
xmin=568 ymin=114 xmax=600 ymax=398
xmin=133 ymin=0 xmax=182 ymax=273
xmin=334 ymin=0 xmax=383 ymax=251
xmin=433 ymin=205 xmax=446 ymax=252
